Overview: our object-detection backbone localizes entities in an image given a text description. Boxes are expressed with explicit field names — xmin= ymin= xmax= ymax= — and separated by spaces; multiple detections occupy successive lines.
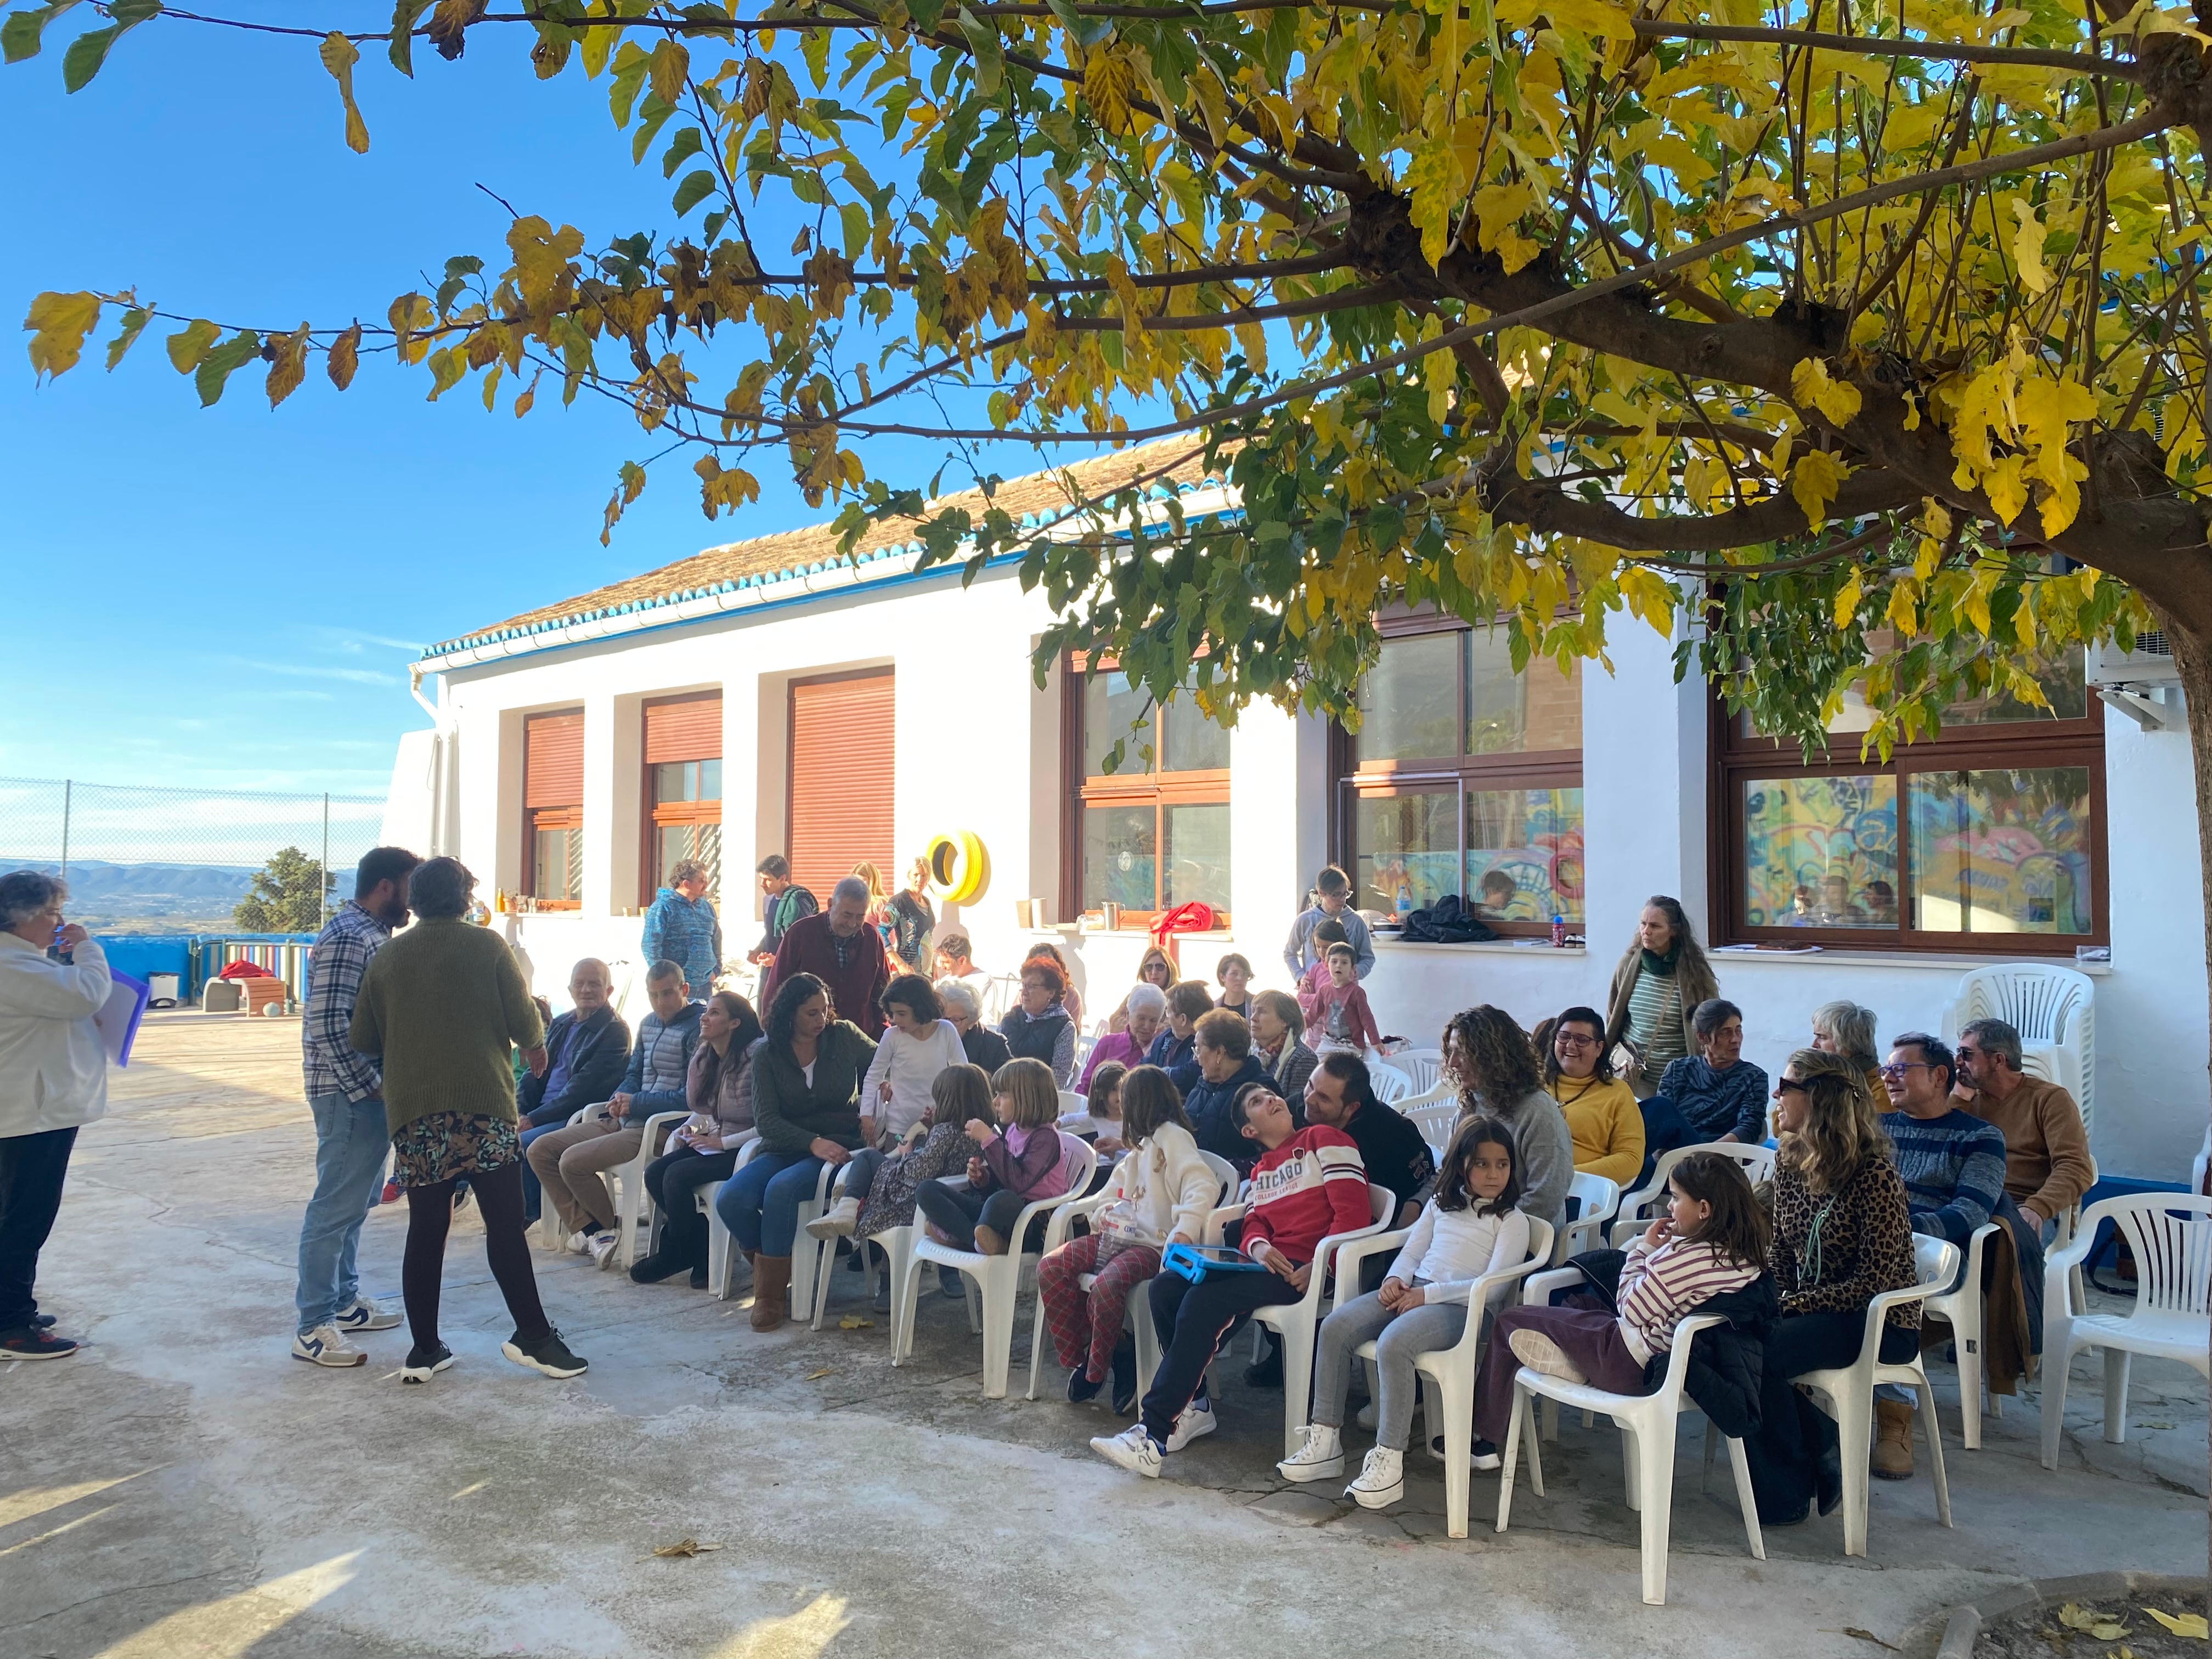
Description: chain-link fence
xmin=0 ymin=776 xmax=388 ymax=935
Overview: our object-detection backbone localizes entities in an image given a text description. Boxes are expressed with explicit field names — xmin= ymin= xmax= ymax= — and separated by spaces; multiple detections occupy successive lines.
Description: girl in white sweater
xmin=859 ymin=973 xmax=966 ymax=1147
xmin=1282 ymin=1116 xmax=1532 ymax=1508
xmin=1035 ymin=1065 xmax=1223 ymax=1413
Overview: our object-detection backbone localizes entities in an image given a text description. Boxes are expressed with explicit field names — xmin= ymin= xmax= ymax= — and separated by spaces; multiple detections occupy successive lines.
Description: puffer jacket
xmin=1561 ymin=1247 xmax=1778 ymax=1440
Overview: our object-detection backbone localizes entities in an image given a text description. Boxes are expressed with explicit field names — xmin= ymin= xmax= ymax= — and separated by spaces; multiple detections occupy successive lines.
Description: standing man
xmin=641 ymin=859 xmax=722 ymax=998
xmin=292 ymin=846 xmax=421 ymax=1367
xmin=768 ymin=877 xmax=890 ymax=1038
xmin=1282 ymin=866 xmax=1375 ymax=981
xmin=750 ymin=855 xmax=818 ymax=975
xmin=1952 ymin=1017 xmax=2095 ymax=1239
xmin=0 ymin=870 xmax=110 ymax=1361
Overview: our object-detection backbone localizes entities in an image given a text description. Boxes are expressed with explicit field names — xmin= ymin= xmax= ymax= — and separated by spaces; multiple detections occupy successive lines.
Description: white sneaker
xmin=1165 ymin=1398 xmax=1217 ymax=1453
xmin=805 ymin=1198 xmax=861 ymax=1240
xmin=590 ymin=1232 xmax=622 ymax=1270
xmin=1277 ymin=1423 xmax=1345 ymax=1482
xmin=333 ymin=1297 xmax=401 ymax=1333
xmin=1346 ymin=1445 xmax=1406 ymax=1509
xmin=1091 ymin=1425 xmax=1163 ymax=1478
xmin=291 ymin=1326 xmax=366 ymax=1368
xmin=566 ymin=1229 xmax=595 ymax=1256
xmin=1509 ymin=1328 xmax=1587 ymax=1384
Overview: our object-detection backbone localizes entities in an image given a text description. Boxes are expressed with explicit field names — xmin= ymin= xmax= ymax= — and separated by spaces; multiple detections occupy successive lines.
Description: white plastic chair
xmin=1376 ymin=1047 xmax=1445 ymax=1096
xmin=1367 ymin=1064 xmax=1412 ymax=1106
xmin=1941 ymin=963 xmax=2096 ymax=1136
xmin=534 ymin=1105 xmax=599 ymax=1250
xmin=711 ymin=1137 xmax=836 ymax=1313
xmin=1617 ymin=1143 xmax=1775 ymax=1224
xmin=600 ymin=1110 xmax=688 ymax=1269
xmin=1796 ymin=1233 xmax=1960 ymax=1556
xmin=1331 ymin=1217 xmax=1554 ymax=1538
xmin=637 ymin=1128 xmax=758 ymax=1290
xmin=1921 ymin=1222 xmax=2002 ymax=1449
xmin=1058 ymin=1090 xmax=1087 ymax=1119
xmin=1497 ymin=1304 xmax=1765 ymax=1605
xmin=893 ymin=1135 xmax=1098 ymax=1397
xmin=1404 ymin=1099 xmax=1458 ymax=1158
xmin=1073 ymin=1032 xmax=1099 ymax=1076
xmin=1555 ymin=1172 xmax=1622 ymax=1266
xmin=2039 ymin=1193 xmax=2212 ymax=1469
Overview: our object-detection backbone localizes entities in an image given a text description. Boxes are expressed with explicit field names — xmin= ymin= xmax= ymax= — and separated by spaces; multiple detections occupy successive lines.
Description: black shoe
xmin=939 ymin=1266 xmax=965 ymax=1299
xmin=452 ymin=1184 xmax=472 ymax=1214
xmin=1244 ymin=1334 xmax=1284 ymax=1390
xmin=845 ymin=1244 xmax=866 ymax=1273
xmin=399 ymin=1341 xmax=455 ymax=1383
xmin=1 ymin=1328 xmax=78 ymax=1360
xmin=31 ymin=1311 xmax=55 ymax=1329
xmin=1066 ymin=1367 xmax=1104 ymax=1404
xmin=1470 ymin=1437 xmax=1501 ymax=1472
xmin=501 ymin=1327 xmax=588 ymax=1379
xmin=690 ymin=1266 xmax=709 ymax=1290
xmin=1110 ymin=1341 xmax=1138 ymax=1415
xmin=630 ymin=1251 xmax=690 ymax=1284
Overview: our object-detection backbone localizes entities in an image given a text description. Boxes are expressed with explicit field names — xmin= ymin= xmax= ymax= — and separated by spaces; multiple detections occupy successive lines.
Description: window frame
xmin=1330 ymin=616 xmax=1587 ymax=938
xmin=639 ymin=693 xmax=724 ymax=906
xmin=1062 ymin=653 xmax=1234 ymax=927
xmin=1709 ymin=680 xmax=2110 ymax=955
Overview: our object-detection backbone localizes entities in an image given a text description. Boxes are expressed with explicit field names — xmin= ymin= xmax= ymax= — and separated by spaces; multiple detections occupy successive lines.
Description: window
xmin=1716 ymin=647 xmax=2106 ymax=951
xmin=1337 ymin=625 xmax=1585 ymax=933
xmin=642 ymin=693 xmax=723 ymax=902
xmin=1066 ymin=662 xmax=1232 ymax=923
xmin=523 ymin=709 xmax=584 ymax=909
xmin=788 ymin=670 xmax=894 ymax=902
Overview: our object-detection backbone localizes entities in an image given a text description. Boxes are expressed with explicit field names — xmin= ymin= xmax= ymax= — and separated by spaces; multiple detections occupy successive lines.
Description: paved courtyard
xmin=2 ymin=1015 xmax=2204 ymax=1659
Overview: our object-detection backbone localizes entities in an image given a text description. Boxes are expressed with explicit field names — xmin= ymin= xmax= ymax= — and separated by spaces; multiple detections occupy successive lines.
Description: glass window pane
xmin=1356 ymin=633 xmax=1460 ymax=761
xmin=1162 ymin=690 xmax=1231 ymax=772
xmin=534 ymin=825 xmax=582 ymax=903
xmin=1740 ymin=776 xmax=1900 ymax=928
xmin=1082 ymin=803 xmax=1156 ymax=910
xmin=654 ymin=761 xmax=693 ymax=804
xmin=1466 ymin=788 xmax=1585 ymax=924
xmin=1350 ymin=792 xmax=1458 ymax=913
xmin=1163 ymin=803 xmax=1232 ymax=911
xmin=1468 ymin=633 xmax=1583 ymax=754
xmin=1942 ymin=647 xmax=2090 ymax=725
xmin=1908 ymin=767 xmax=2094 ymax=934
xmin=1083 ymin=672 xmax=1155 ymax=775
xmin=698 ymin=758 xmax=722 ymax=801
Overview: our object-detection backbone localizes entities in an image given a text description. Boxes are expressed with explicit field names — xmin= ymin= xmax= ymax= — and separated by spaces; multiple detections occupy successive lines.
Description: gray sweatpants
xmin=1311 ymin=1288 xmax=1469 ymax=1451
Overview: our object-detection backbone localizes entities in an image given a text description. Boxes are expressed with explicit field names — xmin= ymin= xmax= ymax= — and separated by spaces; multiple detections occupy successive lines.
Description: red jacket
xmin=1241 ymin=1126 xmax=1370 ymax=1266
xmin=766 ymin=913 xmax=890 ymax=1038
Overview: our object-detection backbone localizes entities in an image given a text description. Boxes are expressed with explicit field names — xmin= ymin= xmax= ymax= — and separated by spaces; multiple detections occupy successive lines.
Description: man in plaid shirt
xmin=291 ymin=846 xmax=420 ymax=1369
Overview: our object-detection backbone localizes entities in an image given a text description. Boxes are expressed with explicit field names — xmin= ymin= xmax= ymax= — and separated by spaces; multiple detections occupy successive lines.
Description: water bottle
xmin=1550 ymin=913 xmax=1567 ymax=948
xmin=1395 ymin=881 xmax=1414 ymax=922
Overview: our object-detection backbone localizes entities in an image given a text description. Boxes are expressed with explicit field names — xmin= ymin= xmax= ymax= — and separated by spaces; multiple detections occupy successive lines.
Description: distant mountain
xmin=0 ymin=859 xmax=259 ymax=932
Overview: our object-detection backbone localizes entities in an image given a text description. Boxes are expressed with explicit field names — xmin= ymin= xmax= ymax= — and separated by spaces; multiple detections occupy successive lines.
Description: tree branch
xmin=1630 ymin=21 xmax=2151 ymax=83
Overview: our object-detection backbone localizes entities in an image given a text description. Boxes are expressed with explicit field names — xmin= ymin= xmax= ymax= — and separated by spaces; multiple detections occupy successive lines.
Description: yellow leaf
xmin=265 ymin=323 xmax=309 ymax=408
xmin=1471 ymin=178 xmax=1540 ymax=274
xmin=319 ymin=31 xmax=370 ymax=154
xmin=838 ymin=1314 xmax=873 ymax=1329
xmin=165 ymin=317 xmax=221 ymax=374
xmin=2143 ymin=1608 xmax=2209 ymax=1639
xmin=648 ymin=38 xmax=689 ymax=108
xmin=1620 ymin=565 xmax=1678 ymax=634
xmin=22 ymin=290 xmax=102 ymax=380
xmin=1832 ymin=569 xmax=1863 ymax=627
xmin=1791 ymin=357 xmax=1863 ymax=427
xmin=1982 ymin=453 xmax=2028 ymax=524
xmin=327 ymin=321 xmax=362 ymax=390
xmin=1885 ymin=576 xmax=1921 ymax=635
xmin=2011 ymin=198 xmax=2051 ymax=295
xmin=1406 ymin=134 xmax=1466 ymax=269
xmin=1084 ymin=47 xmax=1134 ymax=135
xmin=1791 ymin=449 xmax=1846 ymax=524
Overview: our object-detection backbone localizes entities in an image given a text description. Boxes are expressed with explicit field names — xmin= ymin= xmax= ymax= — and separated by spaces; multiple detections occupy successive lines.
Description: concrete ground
xmin=2 ymin=1016 xmax=2203 ymax=1659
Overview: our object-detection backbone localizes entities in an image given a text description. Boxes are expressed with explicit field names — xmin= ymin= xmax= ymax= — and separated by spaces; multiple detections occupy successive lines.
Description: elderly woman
xmin=0 ymin=871 xmax=110 ymax=1359
xmin=937 ymin=975 xmax=1012 ymax=1072
xmin=1251 ymin=989 xmax=1318 ymax=1103
xmin=1082 ymin=980 xmax=1165 ymax=1088
xmin=1812 ymin=998 xmax=1884 ymax=1097
xmin=1634 ymin=997 xmax=1773 ymax=1186
xmin=1602 ymin=896 xmax=1721 ymax=1097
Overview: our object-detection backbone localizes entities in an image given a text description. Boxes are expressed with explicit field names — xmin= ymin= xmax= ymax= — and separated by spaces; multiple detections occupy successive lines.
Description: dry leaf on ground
xmin=805 ymin=1367 xmax=835 ymax=1380
xmin=838 ymin=1316 xmax=873 ymax=1329
xmin=651 ymin=1539 xmax=725 ymax=1559
xmin=2144 ymin=1610 xmax=2209 ymax=1640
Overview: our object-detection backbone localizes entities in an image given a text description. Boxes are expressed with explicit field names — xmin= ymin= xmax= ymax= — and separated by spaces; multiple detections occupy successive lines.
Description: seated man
xmin=1091 ymin=1081 xmax=1369 ymax=1478
xmin=1878 ymin=1031 xmax=2043 ymax=1479
xmin=1173 ymin=1008 xmax=1272 ymax=1169
xmin=1304 ymin=1052 xmax=1436 ymax=1228
xmin=526 ymin=961 xmax=699 ymax=1265
xmin=1953 ymin=1017 xmax=2094 ymax=1239
xmin=516 ymin=958 xmax=633 ymax=1223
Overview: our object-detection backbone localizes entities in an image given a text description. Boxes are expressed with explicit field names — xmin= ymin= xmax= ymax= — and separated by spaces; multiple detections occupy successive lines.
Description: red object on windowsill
xmin=1148 ymin=902 xmax=1216 ymax=957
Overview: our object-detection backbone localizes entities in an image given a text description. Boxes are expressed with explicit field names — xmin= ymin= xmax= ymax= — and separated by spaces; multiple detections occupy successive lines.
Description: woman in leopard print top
xmin=1745 ymin=1048 xmax=1921 ymax=1525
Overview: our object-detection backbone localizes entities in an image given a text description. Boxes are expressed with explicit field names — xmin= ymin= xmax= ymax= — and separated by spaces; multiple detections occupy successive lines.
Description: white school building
xmin=382 ymin=443 xmax=2208 ymax=1187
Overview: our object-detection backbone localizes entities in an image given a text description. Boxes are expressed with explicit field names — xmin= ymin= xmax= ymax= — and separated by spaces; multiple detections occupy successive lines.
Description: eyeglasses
xmin=1878 ymin=1061 xmax=1933 ymax=1081
xmin=1554 ymin=1032 xmax=1598 ymax=1048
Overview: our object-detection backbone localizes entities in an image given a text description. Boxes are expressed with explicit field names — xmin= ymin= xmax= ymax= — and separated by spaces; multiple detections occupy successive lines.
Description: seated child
xmin=1466 ymin=1150 xmax=1770 ymax=1469
xmin=1091 ymin=1080 xmax=1369 ymax=1478
xmin=1037 ymin=1066 xmax=1220 ymax=1412
xmin=1280 ymin=1116 xmax=1530 ymax=1507
xmin=1059 ymin=1060 xmax=1126 ymax=1153
xmin=913 ymin=1058 xmax=1073 ymax=1256
xmin=1298 ymin=941 xmax=1383 ymax=1057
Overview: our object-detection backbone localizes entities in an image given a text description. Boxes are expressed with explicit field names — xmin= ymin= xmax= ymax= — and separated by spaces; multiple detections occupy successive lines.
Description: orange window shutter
xmin=644 ymin=692 xmax=722 ymax=766
xmin=788 ymin=672 xmax=895 ymax=902
xmin=524 ymin=710 xmax=584 ymax=808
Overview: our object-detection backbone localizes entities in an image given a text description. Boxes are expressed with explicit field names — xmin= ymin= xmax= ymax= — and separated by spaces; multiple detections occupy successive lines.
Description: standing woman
xmin=1537 ymin=1006 xmax=1644 ymax=1187
xmin=851 ymin=861 xmax=894 ymax=957
xmin=1743 ymin=1048 xmax=1921 ymax=1524
xmin=1604 ymin=896 xmax=1720 ymax=1097
xmin=630 ymin=990 xmax=764 ymax=1288
xmin=0 ymin=871 xmax=110 ymax=1359
xmin=1107 ymin=946 xmax=1176 ymax=1033
xmin=346 ymin=858 xmax=584 ymax=1383
xmin=1441 ymin=1005 xmax=1573 ymax=1229
xmin=716 ymin=972 xmax=876 ymax=1330
xmin=885 ymin=857 xmax=937 ymax=974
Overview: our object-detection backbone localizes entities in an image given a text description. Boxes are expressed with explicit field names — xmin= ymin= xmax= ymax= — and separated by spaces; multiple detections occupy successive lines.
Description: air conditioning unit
xmin=2085 ymin=630 xmax=2181 ymax=690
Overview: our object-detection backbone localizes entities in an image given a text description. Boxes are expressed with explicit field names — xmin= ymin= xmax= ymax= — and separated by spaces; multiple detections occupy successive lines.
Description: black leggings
xmin=913 ymin=1183 xmax=1041 ymax=1252
xmin=402 ymin=1159 xmax=549 ymax=1352
xmin=643 ymin=1147 xmax=741 ymax=1267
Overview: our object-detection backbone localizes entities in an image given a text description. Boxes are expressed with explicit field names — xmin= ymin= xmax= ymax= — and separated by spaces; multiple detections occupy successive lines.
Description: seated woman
xmin=1081 ymin=982 xmax=1164 ymax=1090
xmin=630 ymin=990 xmax=764 ymax=1288
xmin=913 ymin=1058 xmax=1074 ymax=1256
xmin=1022 ymin=942 xmax=1084 ymax=1030
xmin=936 ymin=977 xmax=1011 ymax=1073
xmin=1639 ymin=997 xmax=1769 ymax=1187
xmin=1000 ymin=960 xmax=1078 ymax=1086
xmin=860 ymin=973 xmax=964 ymax=1148
xmin=1214 ymin=952 xmax=1255 ymax=1022
xmin=1538 ymin=1005 xmax=1644 ymax=1188
xmin=714 ymin=973 xmax=876 ymax=1330
xmin=1144 ymin=980 xmax=1214 ymax=1073
xmin=1282 ymin=1115 xmax=1530 ymax=1507
xmin=1037 ymin=1065 xmax=1218 ymax=1412
xmin=1743 ymin=1049 xmax=1921 ymax=1525
xmin=1251 ymin=990 xmax=1319 ymax=1104
xmin=1107 ymin=946 xmax=1176 ymax=1034
xmin=1811 ymin=998 xmax=1884 ymax=1098
xmin=1443 ymin=1005 xmax=1574 ymax=1230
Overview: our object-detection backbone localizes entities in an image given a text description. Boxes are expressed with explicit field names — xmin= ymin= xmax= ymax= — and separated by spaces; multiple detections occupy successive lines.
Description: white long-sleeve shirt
xmin=859 ymin=1017 xmax=965 ymax=1142
xmin=1385 ymin=1200 xmax=1531 ymax=1306
xmin=0 ymin=932 xmax=111 ymax=1137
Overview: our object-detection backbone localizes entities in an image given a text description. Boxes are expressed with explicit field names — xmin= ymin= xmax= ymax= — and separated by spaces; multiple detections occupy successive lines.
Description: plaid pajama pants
xmin=1035 ymin=1232 xmax=1163 ymax=1384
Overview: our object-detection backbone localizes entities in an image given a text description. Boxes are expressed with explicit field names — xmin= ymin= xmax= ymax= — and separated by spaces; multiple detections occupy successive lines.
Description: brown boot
xmin=1872 ymin=1398 xmax=1915 ymax=1480
xmin=750 ymin=1255 xmax=791 ymax=1331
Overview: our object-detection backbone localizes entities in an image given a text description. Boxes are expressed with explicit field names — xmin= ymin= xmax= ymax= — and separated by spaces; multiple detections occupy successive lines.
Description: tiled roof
xmin=425 ymin=439 xmax=1223 ymax=659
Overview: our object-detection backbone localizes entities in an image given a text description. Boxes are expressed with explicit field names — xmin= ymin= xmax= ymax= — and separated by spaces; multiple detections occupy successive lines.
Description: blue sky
xmin=0 ymin=10 xmax=948 ymax=798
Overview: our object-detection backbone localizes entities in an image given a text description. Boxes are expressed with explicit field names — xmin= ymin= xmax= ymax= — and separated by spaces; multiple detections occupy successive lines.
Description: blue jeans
xmin=518 ymin=1122 xmax=563 ymax=1222
xmin=715 ymin=1150 xmax=827 ymax=1257
xmin=294 ymin=1091 xmax=392 ymax=1334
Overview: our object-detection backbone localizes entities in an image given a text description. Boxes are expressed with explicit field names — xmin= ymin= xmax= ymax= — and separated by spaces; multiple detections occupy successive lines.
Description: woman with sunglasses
xmin=1741 ymin=1048 xmax=1921 ymax=1525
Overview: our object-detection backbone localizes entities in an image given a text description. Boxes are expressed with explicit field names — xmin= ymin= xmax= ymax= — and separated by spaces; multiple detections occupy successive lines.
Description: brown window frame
xmin=522 ymin=709 xmax=585 ymax=911
xmin=1062 ymin=653 xmax=1233 ymax=928
xmin=639 ymin=692 xmax=724 ymax=907
xmin=1330 ymin=617 xmax=1586 ymax=938
xmin=1709 ymin=676 xmax=2109 ymax=956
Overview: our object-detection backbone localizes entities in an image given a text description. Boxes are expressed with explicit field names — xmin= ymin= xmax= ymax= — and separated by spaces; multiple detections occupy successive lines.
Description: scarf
xmin=1639 ymin=941 xmax=1681 ymax=977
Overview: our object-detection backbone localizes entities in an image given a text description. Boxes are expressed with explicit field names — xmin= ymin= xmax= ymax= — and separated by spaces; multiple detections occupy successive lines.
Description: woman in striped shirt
xmin=1602 ymin=896 xmax=1720 ymax=1097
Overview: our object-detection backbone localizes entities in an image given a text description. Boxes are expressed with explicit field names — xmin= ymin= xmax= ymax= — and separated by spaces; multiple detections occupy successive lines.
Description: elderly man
xmin=938 ymin=977 xmax=1011 ymax=1073
xmin=1952 ymin=1017 xmax=2094 ymax=1237
xmin=768 ymin=876 xmax=891 ymax=1037
xmin=516 ymin=958 xmax=633 ymax=1223
xmin=641 ymin=859 xmax=721 ymax=997
xmin=526 ymin=960 xmax=701 ymax=1266
xmin=750 ymin=854 xmax=818 ymax=966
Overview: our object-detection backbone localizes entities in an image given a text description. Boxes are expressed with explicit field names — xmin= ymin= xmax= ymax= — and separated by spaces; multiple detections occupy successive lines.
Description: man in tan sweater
xmin=1954 ymin=1018 xmax=2095 ymax=1233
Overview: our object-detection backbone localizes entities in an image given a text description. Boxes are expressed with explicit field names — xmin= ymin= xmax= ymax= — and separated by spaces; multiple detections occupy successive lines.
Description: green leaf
xmin=3 ymin=0 xmax=82 ymax=64
xmin=61 ymin=23 xmax=117 ymax=91
xmin=608 ymin=43 xmax=648 ymax=125
xmin=105 ymin=304 xmax=151 ymax=370
xmin=629 ymin=93 xmax=674 ymax=162
xmin=193 ymin=329 xmax=262 ymax=406
xmin=390 ymin=0 xmax=429 ymax=74
xmin=109 ymin=0 xmax=160 ymax=25
xmin=661 ymin=125 xmax=702 ymax=178
xmin=671 ymin=168 xmax=718 ymax=217
xmin=955 ymin=7 xmax=1002 ymax=96
xmin=839 ymin=200 xmax=871 ymax=259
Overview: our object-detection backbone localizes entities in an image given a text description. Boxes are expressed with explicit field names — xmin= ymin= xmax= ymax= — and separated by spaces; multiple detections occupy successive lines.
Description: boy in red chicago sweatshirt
xmin=1092 ymin=1081 xmax=1370 ymax=1477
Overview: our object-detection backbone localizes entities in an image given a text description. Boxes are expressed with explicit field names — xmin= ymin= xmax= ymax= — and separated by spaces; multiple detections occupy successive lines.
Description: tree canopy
xmin=14 ymin=0 xmax=2211 ymax=755
xmin=233 ymin=846 xmax=335 ymax=933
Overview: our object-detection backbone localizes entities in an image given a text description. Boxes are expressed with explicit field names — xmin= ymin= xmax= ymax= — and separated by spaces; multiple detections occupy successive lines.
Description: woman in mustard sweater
xmin=1536 ymin=1005 xmax=1644 ymax=1188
